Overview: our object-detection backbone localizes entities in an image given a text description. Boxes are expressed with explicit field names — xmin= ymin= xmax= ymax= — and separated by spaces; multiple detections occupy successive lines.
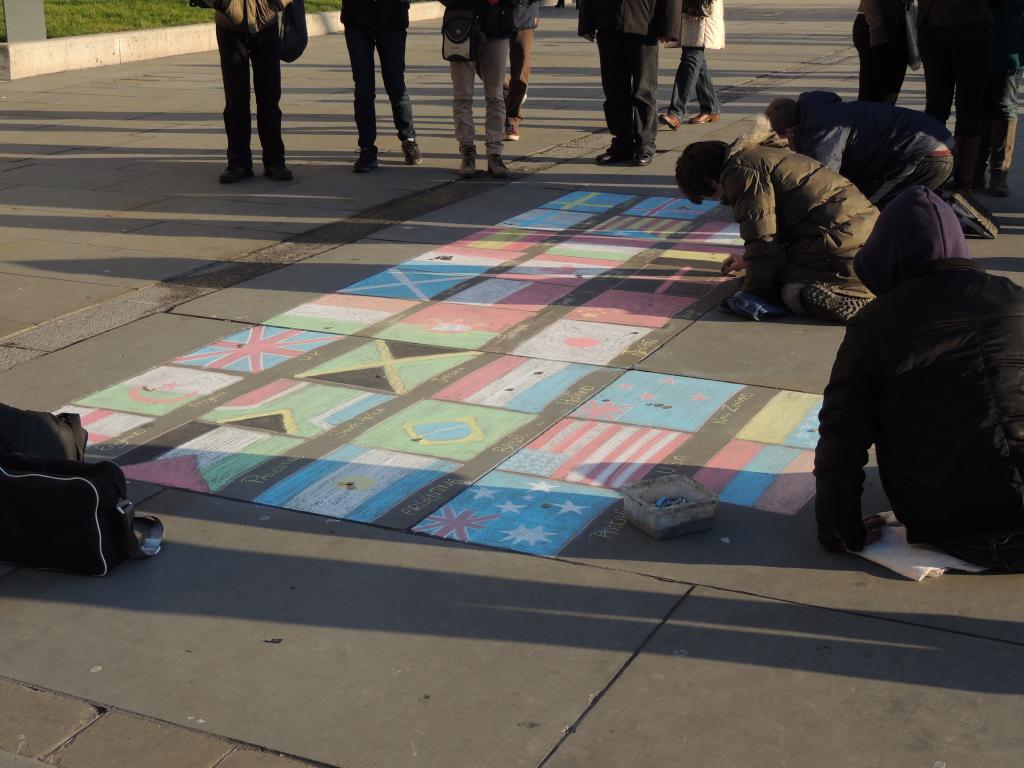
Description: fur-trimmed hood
xmin=726 ymin=115 xmax=784 ymax=158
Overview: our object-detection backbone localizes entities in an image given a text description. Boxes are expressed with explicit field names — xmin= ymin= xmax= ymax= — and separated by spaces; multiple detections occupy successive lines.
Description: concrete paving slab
xmin=0 ymin=751 xmax=45 ymax=768
xmin=0 ymin=680 xmax=98 ymax=758
xmin=546 ymin=586 xmax=1024 ymax=768
xmin=89 ymin=222 xmax=280 ymax=260
xmin=49 ymin=713 xmax=233 ymax=768
xmin=638 ymin=310 xmax=846 ymax=394
xmin=0 ymin=491 xmax=685 ymax=768
xmin=0 ymin=273 xmax=130 ymax=332
xmin=215 ymin=749 xmax=311 ymax=768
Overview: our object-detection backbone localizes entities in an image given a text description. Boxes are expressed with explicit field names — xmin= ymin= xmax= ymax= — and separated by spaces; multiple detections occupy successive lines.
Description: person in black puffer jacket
xmin=815 ymin=186 xmax=1024 ymax=570
xmin=342 ymin=0 xmax=421 ymax=172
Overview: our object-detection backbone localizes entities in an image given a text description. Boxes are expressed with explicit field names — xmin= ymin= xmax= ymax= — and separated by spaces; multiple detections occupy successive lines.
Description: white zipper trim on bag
xmin=0 ymin=466 xmax=107 ymax=576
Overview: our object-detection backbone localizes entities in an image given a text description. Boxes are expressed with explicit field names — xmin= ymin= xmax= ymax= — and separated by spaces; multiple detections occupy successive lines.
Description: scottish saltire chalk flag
xmin=501 ymin=418 xmax=690 ymax=489
xmin=623 ymin=196 xmax=719 ymax=220
xmin=435 ymin=356 xmax=598 ymax=413
xmin=173 ymin=326 xmax=340 ymax=374
xmin=413 ymin=470 xmax=617 ymax=554
xmin=256 ymin=445 xmax=458 ymax=522
xmin=540 ymin=191 xmax=636 ymax=213
xmin=694 ymin=440 xmax=815 ymax=514
xmin=340 ymin=262 xmax=489 ymax=300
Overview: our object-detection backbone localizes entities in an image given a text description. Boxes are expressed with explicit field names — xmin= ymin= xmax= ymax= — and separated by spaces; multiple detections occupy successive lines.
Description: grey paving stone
xmin=0 ymin=750 xmax=46 ymax=768
xmin=215 ymin=749 xmax=310 ymax=768
xmin=0 ymin=680 xmax=97 ymax=758
xmin=546 ymin=586 xmax=1024 ymax=768
xmin=0 ymin=491 xmax=685 ymax=768
xmin=49 ymin=713 xmax=232 ymax=768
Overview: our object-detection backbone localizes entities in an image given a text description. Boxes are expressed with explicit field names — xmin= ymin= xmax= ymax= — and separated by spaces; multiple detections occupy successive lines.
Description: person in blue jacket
xmin=765 ymin=90 xmax=954 ymax=208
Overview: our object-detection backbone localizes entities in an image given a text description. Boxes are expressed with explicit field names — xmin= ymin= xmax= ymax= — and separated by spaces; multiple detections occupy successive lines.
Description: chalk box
xmin=621 ymin=474 xmax=717 ymax=539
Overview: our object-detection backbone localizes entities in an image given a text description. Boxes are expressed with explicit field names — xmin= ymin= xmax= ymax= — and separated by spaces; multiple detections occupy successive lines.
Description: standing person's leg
xmin=479 ymin=36 xmax=511 ymax=176
xmin=988 ymin=68 xmax=1021 ymax=196
xmin=376 ymin=27 xmax=420 ymax=164
xmin=853 ymin=14 xmax=882 ymax=102
xmin=629 ymin=34 xmax=659 ymax=163
xmin=504 ymin=28 xmax=533 ymax=139
xmin=949 ymin=24 xmax=994 ymax=189
xmin=345 ymin=24 xmax=379 ymax=159
xmin=216 ymin=25 xmax=255 ymax=181
xmin=879 ymin=13 xmax=909 ymax=104
xmin=661 ymin=47 xmax=703 ymax=127
xmin=250 ymin=22 xmax=288 ymax=177
xmin=450 ymin=58 xmax=478 ymax=175
xmin=691 ymin=52 xmax=720 ymax=120
xmin=596 ymin=31 xmax=634 ymax=160
xmin=918 ymin=26 xmax=957 ymax=124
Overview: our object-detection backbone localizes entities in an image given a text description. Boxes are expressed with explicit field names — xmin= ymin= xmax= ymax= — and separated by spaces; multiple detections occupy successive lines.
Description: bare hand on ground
xmin=721 ymin=253 xmax=746 ymax=275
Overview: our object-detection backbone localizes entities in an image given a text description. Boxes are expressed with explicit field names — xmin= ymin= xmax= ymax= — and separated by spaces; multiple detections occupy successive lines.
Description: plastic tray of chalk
xmin=620 ymin=474 xmax=718 ymax=539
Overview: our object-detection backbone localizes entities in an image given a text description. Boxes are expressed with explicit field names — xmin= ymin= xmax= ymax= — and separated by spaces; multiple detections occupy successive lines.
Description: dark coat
xmin=578 ymin=0 xmax=681 ymax=38
xmin=342 ymin=0 xmax=411 ymax=29
xmin=918 ymin=0 xmax=994 ymax=28
xmin=514 ymin=0 xmax=540 ymax=31
xmin=793 ymin=91 xmax=953 ymax=196
xmin=719 ymin=123 xmax=877 ymax=299
xmin=815 ymin=188 xmax=1024 ymax=551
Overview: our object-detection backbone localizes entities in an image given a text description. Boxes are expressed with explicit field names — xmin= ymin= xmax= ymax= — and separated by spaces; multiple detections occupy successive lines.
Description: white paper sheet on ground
xmin=856 ymin=512 xmax=988 ymax=581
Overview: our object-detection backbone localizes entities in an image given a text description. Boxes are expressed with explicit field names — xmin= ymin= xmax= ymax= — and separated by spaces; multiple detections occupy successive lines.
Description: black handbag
xmin=682 ymin=0 xmax=713 ymax=18
xmin=0 ymin=455 xmax=163 ymax=576
xmin=0 ymin=403 xmax=87 ymax=461
xmin=443 ymin=0 xmax=483 ymax=62
xmin=280 ymin=0 xmax=308 ymax=63
xmin=904 ymin=0 xmax=922 ymax=71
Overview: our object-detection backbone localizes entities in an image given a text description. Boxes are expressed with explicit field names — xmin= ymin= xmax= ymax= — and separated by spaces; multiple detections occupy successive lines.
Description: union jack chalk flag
xmin=173 ymin=326 xmax=340 ymax=374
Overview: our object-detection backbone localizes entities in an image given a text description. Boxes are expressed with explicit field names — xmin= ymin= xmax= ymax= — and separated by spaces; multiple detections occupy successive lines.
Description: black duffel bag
xmin=0 ymin=455 xmax=163 ymax=576
xmin=0 ymin=403 xmax=87 ymax=461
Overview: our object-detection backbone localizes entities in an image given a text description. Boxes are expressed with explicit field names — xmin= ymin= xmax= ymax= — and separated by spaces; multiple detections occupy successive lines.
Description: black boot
xmin=219 ymin=165 xmax=254 ymax=184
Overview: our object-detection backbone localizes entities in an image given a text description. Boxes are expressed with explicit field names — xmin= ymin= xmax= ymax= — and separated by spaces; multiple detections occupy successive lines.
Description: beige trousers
xmin=450 ymin=37 xmax=509 ymax=155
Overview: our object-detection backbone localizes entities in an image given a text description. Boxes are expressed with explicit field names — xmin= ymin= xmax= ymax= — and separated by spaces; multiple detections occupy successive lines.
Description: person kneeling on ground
xmin=674 ymin=118 xmax=878 ymax=323
xmin=765 ymin=91 xmax=954 ymax=209
xmin=193 ymin=0 xmax=295 ymax=184
xmin=815 ymin=186 xmax=1024 ymax=570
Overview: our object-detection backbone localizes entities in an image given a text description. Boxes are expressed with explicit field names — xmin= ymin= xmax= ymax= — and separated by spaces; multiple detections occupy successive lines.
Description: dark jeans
xmin=852 ymin=13 xmax=908 ymax=104
xmin=938 ymin=528 xmax=1024 ymax=572
xmin=865 ymin=154 xmax=955 ymax=207
xmin=504 ymin=27 xmax=534 ymax=128
xmin=919 ymin=22 xmax=993 ymax=137
xmin=216 ymin=23 xmax=285 ymax=168
xmin=665 ymin=46 xmax=720 ymax=119
xmin=596 ymin=31 xmax=659 ymax=152
xmin=344 ymin=25 xmax=416 ymax=151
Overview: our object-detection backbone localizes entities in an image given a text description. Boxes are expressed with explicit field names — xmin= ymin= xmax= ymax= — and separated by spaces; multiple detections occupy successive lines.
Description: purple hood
xmin=854 ymin=186 xmax=971 ymax=296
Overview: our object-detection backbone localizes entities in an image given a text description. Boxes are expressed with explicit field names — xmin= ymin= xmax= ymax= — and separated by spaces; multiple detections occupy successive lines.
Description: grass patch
xmin=0 ymin=0 xmax=345 ymax=42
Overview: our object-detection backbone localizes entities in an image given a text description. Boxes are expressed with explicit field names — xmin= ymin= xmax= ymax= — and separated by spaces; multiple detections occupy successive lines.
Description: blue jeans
xmin=666 ymin=47 xmax=720 ymax=119
xmin=344 ymin=25 xmax=416 ymax=150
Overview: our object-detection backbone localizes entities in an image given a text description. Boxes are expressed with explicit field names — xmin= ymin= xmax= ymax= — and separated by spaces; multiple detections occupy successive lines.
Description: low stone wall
xmin=0 ymin=3 xmax=447 ymax=80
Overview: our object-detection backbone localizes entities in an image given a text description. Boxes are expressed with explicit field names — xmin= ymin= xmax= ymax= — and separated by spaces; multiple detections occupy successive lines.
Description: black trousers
xmin=852 ymin=13 xmax=908 ymax=104
xmin=216 ymin=24 xmax=285 ymax=168
xmin=596 ymin=31 xmax=659 ymax=152
xmin=919 ymin=22 xmax=992 ymax=138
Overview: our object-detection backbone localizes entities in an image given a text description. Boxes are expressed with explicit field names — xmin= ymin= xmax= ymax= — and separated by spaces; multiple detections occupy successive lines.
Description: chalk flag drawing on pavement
xmin=565 ymin=288 xmax=695 ymax=328
xmin=498 ymin=254 xmax=616 ymax=285
xmin=694 ymin=440 xmax=815 ymax=514
xmin=173 ymin=326 xmax=340 ymax=374
xmin=354 ymin=399 xmax=534 ymax=462
xmin=203 ymin=379 xmax=392 ymax=438
xmin=446 ymin=278 xmax=574 ymax=311
xmin=340 ymin=262 xmax=489 ymax=300
xmin=122 ymin=426 xmax=302 ymax=493
xmin=623 ymin=196 xmax=720 ymax=220
xmin=500 ymin=208 xmax=596 ymax=232
xmin=735 ymin=390 xmax=822 ymax=449
xmin=59 ymin=406 xmax=152 ymax=445
xmin=540 ymin=191 xmax=636 ymax=213
xmin=577 ymin=372 xmax=744 ymax=432
xmin=375 ymin=303 xmax=535 ymax=349
xmin=544 ymin=234 xmax=651 ymax=262
xmin=256 ymin=445 xmax=458 ymax=522
xmin=413 ymin=470 xmax=617 ymax=554
xmin=455 ymin=227 xmax=550 ymax=252
xmin=435 ymin=356 xmax=598 ymax=413
xmin=500 ymin=418 xmax=690 ymax=489
xmin=511 ymin=318 xmax=651 ymax=365
xmin=676 ymin=221 xmax=744 ymax=248
xmin=297 ymin=339 xmax=479 ymax=394
xmin=586 ymin=214 xmax=695 ymax=240
xmin=75 ymin=366 xmax=241 ymax=417
xmin=267 ymin=294 xmax=417 ymax=335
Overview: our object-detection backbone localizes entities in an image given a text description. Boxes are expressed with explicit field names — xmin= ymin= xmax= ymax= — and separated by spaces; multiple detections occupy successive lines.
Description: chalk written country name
xmin=590 ymin=506 xmax=629 ymax=540
xmin=555 ymin=383 xmax=597 ymax=406
xmin=186 ymin=390 xmax=233 ymax=410
xmin=240 ymin=455 xmax=300 ymax=485
xmin=490 ymin=432 xmax=529 ymax=455
xmin=90 ymin=427 xmax=153 ymax=454
xmin=710 ymin=391 xmax=754 ymax=425
xmin=495 ymin=322 xmax=535 ymax=342
xmin=328 ymin=405 xmax=390 ymax=439
xmin=399 ymin=476 xmax=463 ymax=516
xmin=431 ymin=366 xmax=468 ymax=385
xmin=624 ymin=337 xmax=662 ymax=358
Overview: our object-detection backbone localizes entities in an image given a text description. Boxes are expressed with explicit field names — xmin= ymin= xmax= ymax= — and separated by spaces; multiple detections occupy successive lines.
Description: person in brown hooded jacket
xmin=674 ymin=118 xmax=878 ymax=323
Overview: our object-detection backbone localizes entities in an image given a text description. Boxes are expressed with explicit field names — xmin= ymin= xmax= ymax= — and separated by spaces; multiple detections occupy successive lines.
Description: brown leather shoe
xmin=688 ymin=113 xmax=721 ymax=124
xmin=658 ymin=112 xmax=681 ymax=131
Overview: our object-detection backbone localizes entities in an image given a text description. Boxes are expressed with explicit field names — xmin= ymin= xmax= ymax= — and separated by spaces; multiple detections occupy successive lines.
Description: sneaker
xmin=633 ymin=147 xmax=655 ymax=166
xmin=353 ymin=148 xmax=379 ymax=173
xmin=487 ymin=154 xmax=510 ymax=179
xmin=505 ymin=123 xmax=520 ymax=141
xmin=219 ymin=165 xmax=254 ymax=184
xmin=800 ymin=283 xmax=871 ymax=324
xmin=459 ymin=145 xmax=477 ymax=178
xmin=402 ymin=139 xmax=422 ymax=166
xmin=263 ymin=163 xmax=293 ymax=181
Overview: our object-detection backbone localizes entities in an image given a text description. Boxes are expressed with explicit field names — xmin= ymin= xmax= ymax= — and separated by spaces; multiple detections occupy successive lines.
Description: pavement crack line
xmin=534 ymin=586 xmax=697 ymax=768
xmin=0 ymin=45 xmax=854 ymax=371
